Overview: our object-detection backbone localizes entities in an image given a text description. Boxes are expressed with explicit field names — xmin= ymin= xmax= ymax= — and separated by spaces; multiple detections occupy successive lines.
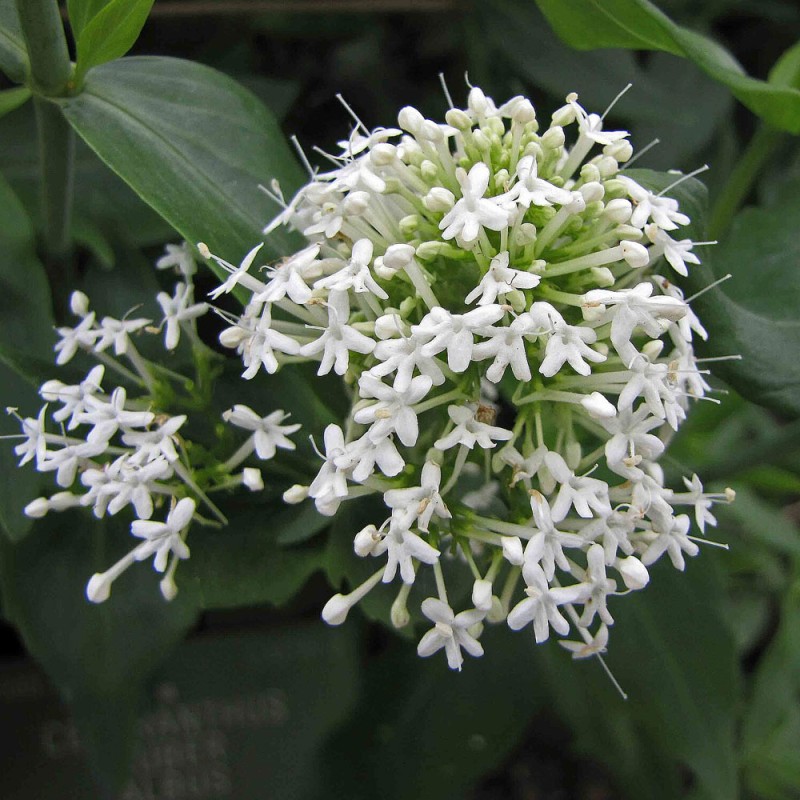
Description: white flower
xmin=130 ymin=497 xmax=194 ymax=571
xmin=40 ymin=365 xmax=106 ymax=430
xmin=507 ymin=562 xmax=589 ymax=642
xmin=464 ymin=251 xmax=541 ymax=305
xmin=416 ymin=598 xmax=485 ymax=671
xmin=618 ymin=176 xmax=690 ymax=231
xmin=645 ymin=224 xmax=700 ymax=277
xmin=94 ymin=315 xmax=151 ymax=357
xmin=506 ymin=155 xmax=573 ymax=209
xmin=354 ymin=373 xmax=432 ymax=447
xmin=76 ymin=387 xmax=154 ymax=444
xmin=439 ymin=162 xmax=510 ymax=244
xmin=545 ymin=451 xmax=611 ymax=521
xmin=254 ymin=244 xmax=322 ymax=305
xmin=370 ymin=331 xmax=445 ymax=392
xmin=222 ymin=405 xmax=300 ymax=459
xmin=472 ymin=314 xmax=538 ymax=383
xmin=524 ymin=492 xmax=584 ymax=580
xmin=383 ymin=461 xmax=450 ymax=532
xmin=415 ymin=305 xmax=505 ymax=373
xmin=156 ymin=242 xmax=197 ymax=279
xmin=157 ymin=283 xmax=208 ymax=350
xmin=54 ymin=312 xmax=99 ymax=364
xmin=207 ymin=242 xmax=265 ymax=300
xmin=300 ymin=290 xmax=375 ymax=376
xmin=599 ymin=406 xmax=666 ymax=479
xmin=539 ymin=320 xmax=605 ymax=377
xmin=123 ymin=415 xmax=186 ymax=464
xmin=434 ymin=404 xmax=513 ymax=451
xmin=559 ymin=624 xmax=609 ymax=659
xmin=641 ymin=514 xmax=699 ymax=570
xmin=575 ymin=543 xmax=617 ymax=626
xmin=314 ymin=239 xmax=388 ymax=299
xmin=375 ymin=511 xmax=440 ymax=584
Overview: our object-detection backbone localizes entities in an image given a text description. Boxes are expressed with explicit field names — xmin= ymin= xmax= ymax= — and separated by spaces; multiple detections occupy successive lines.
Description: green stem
xmin=15 ymin=0 xmax=72 ymax=96
xmin=33 ymin=96 xmax=76 ymax=312
xmin=708 ymin=124 xmax=782 ymax=239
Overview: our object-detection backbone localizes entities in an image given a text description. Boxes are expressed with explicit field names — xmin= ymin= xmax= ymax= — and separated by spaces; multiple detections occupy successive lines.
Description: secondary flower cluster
xmin=203 ymin=84 xmax=735 ymax=671
xmin=9 ymin=244 xmax=299 ymax=602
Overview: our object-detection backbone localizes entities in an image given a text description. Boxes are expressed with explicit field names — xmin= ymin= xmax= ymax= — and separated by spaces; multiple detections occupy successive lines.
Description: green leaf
xmin=535 ymin=0 xmax=800 ymax=132
xmin=769 ymin=40 xmax=800 ymax=89
xmin=0 ymin=170 xmax=54 ymax=365
xmin=627 ymin=169 xmax=800 ymax=421
xmin=182 ymin=503 xmax=327 ymax=610
xmin=73 ymin=0 xmax=154 ymax=85
xmin=0 ymin=104 xmax=173 ymax=250
xmin=321 ymin=626 xmax=546 ymax=800
xmin=539 ymin=558 xmax=740 ymax=800
xmin=67 ymin=0 xmax=113 ymax=42
xmin=60 ymin=56 xmax=303 ymax=268
xmin=741 ymin=578 xmax=800 ymax=800
xmin=0 ymin=511 xmax=200 ymax=792
xmin=0 ymin=85 xmax=30 ymax=118
xmin=0 ymin=2 xmax=28 ymax=84
xmin=718 ymin=486 xmax=800 ymax=558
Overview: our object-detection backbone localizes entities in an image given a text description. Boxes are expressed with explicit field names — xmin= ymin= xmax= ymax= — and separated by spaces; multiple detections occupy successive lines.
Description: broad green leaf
xmin=769 ymin=40 xmax=800 ymax=89
xmin=627 ymin=169 xmax=800 ymax=421
xmin=320 ymin=626 xmax=547 ymax=800
xmin=60 ymin=56 xmax=303 ymax=268
xmin=73 ymin=0 xmax=154 ymax=85
xmin=182 ymin=503 xmax=327 ymax=610
xmin=0 ymin=104 xmax=173 ymax=250
xmin=0 ymin=85 xmax=29 ymax=118
xmin=538 ymin=558 xmax=740 ymax=800
xmin=741 ymin=578 xmax=800 ymax=800
xmin=718 ymin=486 xmax=800 ymax=559
xmin=475 ymin=1 xmax=732 ymax=171
xmin=67 ymin=0 xmax=113 ymax=41
xmin=0 ymin=2 xmax=28 ymax=84
xmin=0 ymin=511 xmax=200 ymax=792
xmin=535 ymin=0 xmax=800 ymax=132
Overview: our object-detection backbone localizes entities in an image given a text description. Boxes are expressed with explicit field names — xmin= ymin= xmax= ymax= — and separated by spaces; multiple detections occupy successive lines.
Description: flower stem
xmin=708 ymin=124 xmax=782 ymax=238
xmin=15 ymin=0 xmax=72 ymax=96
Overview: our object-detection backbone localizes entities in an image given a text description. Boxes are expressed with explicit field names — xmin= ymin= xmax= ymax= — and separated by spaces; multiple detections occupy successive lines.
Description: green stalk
xmin=15 ymin=0 xmax=72 ymax=96
xmin=34 ymin=97 xmax=75 ymax=262
xmin=16 ymin=0 xmax=76 ymax=312
xmin=708 ymin=124 xmax=782 ymax=239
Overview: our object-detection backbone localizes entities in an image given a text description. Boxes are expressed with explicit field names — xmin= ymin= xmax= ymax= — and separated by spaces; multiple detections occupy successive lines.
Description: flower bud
xmin=399 ymin=215 xmax=419 ymax=236
xmin=550 ymin=104 xmax=575 ymax=126
xmin=642 ymin=339 xmax=664 ymax=359
xmin=398 ymin=105 xmax=424 ymax=134
xmin=540 ymin=125 xmax=565 ymax=149
xmin=159 ymin=574 xmax=179 ymax=601
xmin=579 ymin=163 xmax=601 ymax=184
xmin=70 ymin=291 xmax=90 ymax=317
xmin=354 ymin=524 xmax=380 ymax=557
xmin=605 ymin=140 xmax=633 ymax=162
xmin=391 ymin=591 xmax=410 ymax=628
xmin=321 ymin=593 xmax=352 ymax=626
xmin=604 ymin=198 xmax=632 ymax=223
xmin=617 ymin=556 xmax=650 ymax=590
xmin=590 ymin=267 xmax=615 ymax=287
xmin=374 ymin=313 xmax=405 ymax=339
xmin=242 ymin=468 xmax=263 ymax=491
xmin=86 ymin=573 xmax=112 ymax=603
xmin=423 ymin=187 xmax=455 ymax=213
xmin=283 ymin=484 xmax=308 ymax=504
xmin=579 ymin=181 xmax=605 ymax=203
xmin=501 ymin=535 xmax=524 ymax=565
xmin=445 ymin=108 xmax=472 ymax=129
xmin=24 ymin=497 xmax=50 ymax=518
xmin=596 ymin=155 xmax=619 ymax=178
xmin=486 ymin=595 xmax=506 ymax=624
xmin=421 ymin=160 xmax=439 ymax=181
xmin=343 ymin=191 xmax=370 ymax=216
xmin=370 ymin=143 xmax=396 ymax=166
xmin=621 ymin=240 xmax=650 ymax=268
xmin=472 ymin=579 xmax=493 ymax=612
xmin=581 ymin=392 xmax=617 ymax=419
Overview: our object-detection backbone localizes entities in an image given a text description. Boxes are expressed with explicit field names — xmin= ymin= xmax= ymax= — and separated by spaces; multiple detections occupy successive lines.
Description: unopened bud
xmin=604 ymin=198 xmax=632 ymax=223
xmin=283 ymin=484 xmax=308 ymax=504
xmin=621 ymin=240 xmax=650 ymax=268
xmin=242 ymin=468 xmax=263 ymax=491
xmin=590 ymin=267 xmax=615 ymax=287
xmin=70 ymin=291 xmax=90 ymax=317
xmin=390 ymin=590 xmax=410 ymax=628
xmin=445 ymin=108 xmax=472 ymax=129
xmin=540 ymin=125 xmax=565 ymax=149
xmin=501 ymin=536 xmax=524 ymax=565
xmin=353 ymin=524 xmax=380 ymax=557
xmin=581 ymin=392 xmax=617 ymax=419
xmin=472 ymin=579 xmax=493 ymax=612
xmin=605 ymin=140 xmax=633 ymax=162
xmin=617 ymin=556 xmax=650 ymax=590
xmin=423 ymin=187 xmax=455 ymax=213
xmin=321 ymin=593 xmax=352 ymax=626
xmin=343 ymin=191 xmax=370 ymax=216
xmin=24 ymin=497 xmax=50 ymax=518
xmin=370 ymin=143 xmax=396 ymax=166
xmin=398 ymin=105 xmax=424 ymax=134
xmin=159 ymin=574 xmax=179 ymax=601
xmin=579 ymin=181 xmax=605 ymax=203
xmin=86 ymin=573 xmax=111 ymax=603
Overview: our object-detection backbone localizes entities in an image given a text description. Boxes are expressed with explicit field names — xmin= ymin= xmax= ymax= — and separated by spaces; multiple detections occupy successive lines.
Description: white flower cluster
xmin=9 ymin=245 xmax=299 ymax=602
xmin=204 ymin=85 xmax=735 ymax=671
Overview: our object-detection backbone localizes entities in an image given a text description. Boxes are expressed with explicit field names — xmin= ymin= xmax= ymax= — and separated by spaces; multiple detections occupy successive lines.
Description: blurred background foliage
xmin=0 ymin=0 xmax=799 ymax=798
